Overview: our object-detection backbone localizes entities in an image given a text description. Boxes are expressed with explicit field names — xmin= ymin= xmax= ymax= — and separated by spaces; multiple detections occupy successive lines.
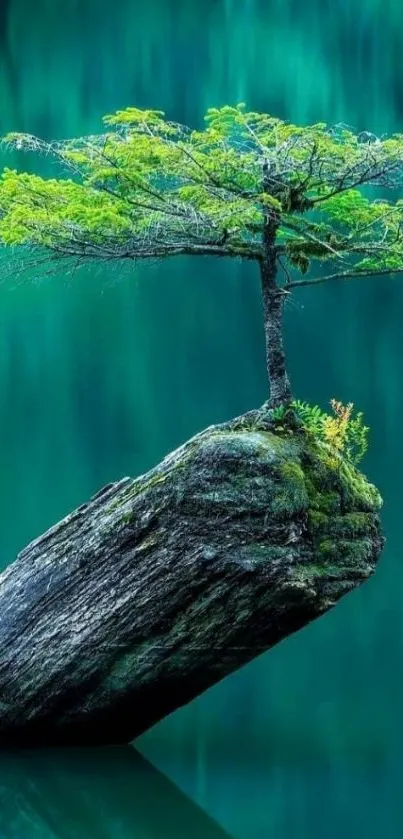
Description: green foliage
xmin=269 ymin=405 xmax=287 ymax=422
xmin=1 ymin=104 xmax=403 ymax=283
xmin=291 ymin=399 xmax=369 ymax=465
xmin=292 ymin=400 xmax=325 ymax=435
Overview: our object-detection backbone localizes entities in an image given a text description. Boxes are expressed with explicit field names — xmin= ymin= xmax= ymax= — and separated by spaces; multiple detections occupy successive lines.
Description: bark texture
xmin=0 ymin=410 xmax=384 ymax=747
xmin=259 ymin=258 xmax=292 ymax=407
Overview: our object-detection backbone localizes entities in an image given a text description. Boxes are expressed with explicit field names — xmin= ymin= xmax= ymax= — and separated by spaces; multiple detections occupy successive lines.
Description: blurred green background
xmin=0 ymin=1 xmax=402 ymax=837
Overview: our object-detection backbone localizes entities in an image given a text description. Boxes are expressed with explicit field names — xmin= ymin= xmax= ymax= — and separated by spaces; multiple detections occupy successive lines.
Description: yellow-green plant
xmin=273 ymin=399 xmax=369 ymax=465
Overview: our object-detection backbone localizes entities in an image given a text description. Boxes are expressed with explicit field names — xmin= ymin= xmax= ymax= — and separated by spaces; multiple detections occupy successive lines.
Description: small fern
xmin=291 ymin=398 xmax=369 ymax=465
xmin=271 ymin=405 xmax=287 ymax=422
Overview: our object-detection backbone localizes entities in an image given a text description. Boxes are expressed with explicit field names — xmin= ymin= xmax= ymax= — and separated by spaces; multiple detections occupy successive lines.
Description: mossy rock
xmin=110 ymin=411 xmax=383 ymax=613
xmin=0 ymin=408 xmax=384 ymax=746
xmin=165 ymin=415 xmax=384 ymax=610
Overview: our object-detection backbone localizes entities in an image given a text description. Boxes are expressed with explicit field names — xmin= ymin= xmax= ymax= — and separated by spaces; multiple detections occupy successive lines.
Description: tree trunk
xmin=0 ymin=412 xmax=383 ymax=747
xmin=260 ymin=257 xmax=292 ymax=408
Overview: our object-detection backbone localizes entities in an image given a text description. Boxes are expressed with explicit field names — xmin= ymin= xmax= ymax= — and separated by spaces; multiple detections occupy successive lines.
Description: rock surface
xmin=0 ymin=411 xmax=384 ymax=746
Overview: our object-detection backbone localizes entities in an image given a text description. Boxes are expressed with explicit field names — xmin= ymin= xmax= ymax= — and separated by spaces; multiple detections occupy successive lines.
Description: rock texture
xmin=0 ymin=411 xmax=384 ymax=746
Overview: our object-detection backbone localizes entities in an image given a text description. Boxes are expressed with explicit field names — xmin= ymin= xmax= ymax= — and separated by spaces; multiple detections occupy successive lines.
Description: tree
xmin=0 ymin=108 xmax=388 ymax=745
xmin=1 ymin=104 xmax=403 ymax=406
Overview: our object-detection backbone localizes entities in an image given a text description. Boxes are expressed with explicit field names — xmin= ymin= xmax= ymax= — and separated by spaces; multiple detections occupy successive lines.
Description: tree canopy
xmin=1 ymin=103 xmax=403 ymax=288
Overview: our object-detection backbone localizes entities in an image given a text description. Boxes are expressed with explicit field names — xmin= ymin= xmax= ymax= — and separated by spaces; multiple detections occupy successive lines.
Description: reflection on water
xmin=141 ymin=749 xmax=403 ymax=839
xmin=0 ymin=743 xmax=402 ymax=839
xmin=0 ymin=746 xmax=232 ymax=839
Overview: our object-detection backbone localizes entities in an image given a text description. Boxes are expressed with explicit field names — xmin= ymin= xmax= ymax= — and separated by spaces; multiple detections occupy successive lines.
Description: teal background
xmin=0 ymin=1 xmax=402 ymax=836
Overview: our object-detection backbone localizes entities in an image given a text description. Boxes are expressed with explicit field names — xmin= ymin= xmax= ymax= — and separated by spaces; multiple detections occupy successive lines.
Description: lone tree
xmin=1 ymin=104 xmax=403 ymax=406
xmin=0 ymin=106 xmax=389 ymax=747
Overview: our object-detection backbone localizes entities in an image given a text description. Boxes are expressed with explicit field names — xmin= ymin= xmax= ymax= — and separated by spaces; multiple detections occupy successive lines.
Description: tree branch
xmin=287 ymin=266 xmax=403 ymax=289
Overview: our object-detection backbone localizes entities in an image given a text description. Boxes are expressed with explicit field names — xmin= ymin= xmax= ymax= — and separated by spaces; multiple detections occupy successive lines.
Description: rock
xmin=0 ymin=411 xmax=384 ymax=746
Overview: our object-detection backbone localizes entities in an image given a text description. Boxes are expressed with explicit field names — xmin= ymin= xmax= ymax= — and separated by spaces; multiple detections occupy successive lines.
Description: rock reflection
xmin=0 ymin=746 xmax=232 ymax=839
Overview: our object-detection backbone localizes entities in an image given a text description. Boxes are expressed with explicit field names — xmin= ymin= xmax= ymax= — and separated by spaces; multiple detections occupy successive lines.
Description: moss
xmin=280 ymin=461 xmax=305 ymax=484
xmin=227 ymin=428 xmax=382 ymax=566
xmin=318 ymin=539 xmax=336 ymax=559
xmin=271 ymin=461 xmax=308 ymax=516
xmin=317 ymin=535 xmax=374 ymax=567
xmin=308 ymin=510 xmax=375 ymax=542
xmin=320 ymin=492 xmax=341 ymax=514
xmin=338 ymin=459 xmax=382 ymax=511
xmin=307 ymin=510 xmax=329 ymax=533
xmin=329 ymin=512 xmax=374 ymax=537
xmin=296 ymin=562 xmax=341 ymax=581
xmin=273 ymin=431 xmax=383 ymax=579
xmin=301 ymin=436 xmax=382 ymax=512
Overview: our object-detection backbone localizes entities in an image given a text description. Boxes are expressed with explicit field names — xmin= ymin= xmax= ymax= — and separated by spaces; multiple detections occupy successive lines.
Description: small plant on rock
xmin=291 ymin=399 xmax=369 ymax=465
